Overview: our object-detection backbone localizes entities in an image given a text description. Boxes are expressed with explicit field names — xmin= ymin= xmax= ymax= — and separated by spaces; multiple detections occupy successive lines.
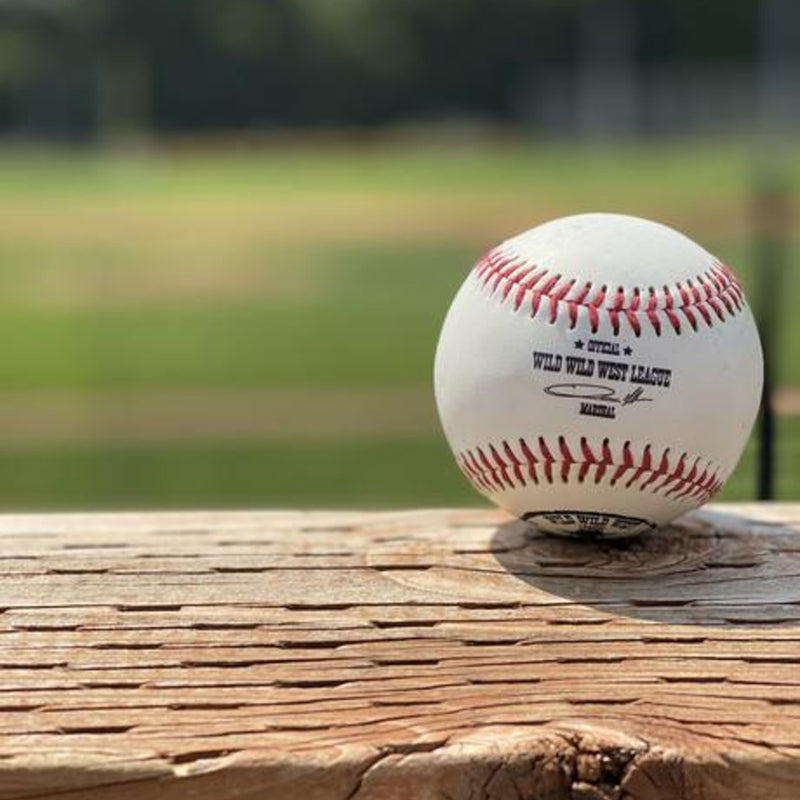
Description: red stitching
xmin=578 ymin=436 xmax=595 ymax=483
xmin=456 ymin=436 xmax=722 ymax=506
xmin=626 ymin=443 xmax=651 ymax=488
xmin=459 ymin=453 xmax=489 ymax=493
xmin=558 ymin=436 xmax=574 ymax=483
xmin=539 ymin=435 xmax=555 ymax=483
xmin=474 ymin=248 xmax=746 ymax=336
xmin=502 ymin=266 xmax=530 ymax=302
xmin=490 ymin=444 xmax=514 ymax=490
xmin=476 ymin=447 xmax=503 ymax=491
xmin=518 ymin=437 xmax=539 ymax=484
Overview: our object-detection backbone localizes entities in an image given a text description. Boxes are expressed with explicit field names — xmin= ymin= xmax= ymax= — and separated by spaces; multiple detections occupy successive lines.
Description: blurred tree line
xmin=0 ymin=0 xmax=760 ymax=142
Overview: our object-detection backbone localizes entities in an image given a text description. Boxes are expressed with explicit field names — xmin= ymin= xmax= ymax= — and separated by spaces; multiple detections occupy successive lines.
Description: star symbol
xmin=623 ymin=346 xmax=633 ymax=356
xmin=574 ymin=340 xmax=585 ymax=350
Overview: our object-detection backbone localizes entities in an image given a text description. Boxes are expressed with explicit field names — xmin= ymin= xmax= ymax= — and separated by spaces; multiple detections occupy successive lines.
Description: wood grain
xmin=0 ymin=505 xmax=798 ymax=799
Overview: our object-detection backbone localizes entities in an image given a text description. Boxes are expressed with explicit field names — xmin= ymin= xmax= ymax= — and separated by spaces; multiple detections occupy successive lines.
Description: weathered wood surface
xmin=0 ymin=504 xmax=799 ymax=799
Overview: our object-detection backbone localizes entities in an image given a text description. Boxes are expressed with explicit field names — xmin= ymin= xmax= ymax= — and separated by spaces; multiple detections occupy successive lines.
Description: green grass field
xmin=0 ymin=139 xmax=795 ymax=509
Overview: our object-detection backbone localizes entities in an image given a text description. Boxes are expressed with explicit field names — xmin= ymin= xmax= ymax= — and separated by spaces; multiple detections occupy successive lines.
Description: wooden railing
xmin=0 ymin=505 xmax=797 ymax=799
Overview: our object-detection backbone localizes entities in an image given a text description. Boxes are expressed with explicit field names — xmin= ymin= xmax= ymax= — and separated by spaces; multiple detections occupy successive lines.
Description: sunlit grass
xmin=0 ymin=139 xmax=792 ymax=508
xmin=0 ymin=417 xmax=778 ymax=511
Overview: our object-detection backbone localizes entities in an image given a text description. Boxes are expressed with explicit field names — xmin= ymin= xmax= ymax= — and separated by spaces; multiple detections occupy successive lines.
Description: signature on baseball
xmin=544 ymin=383 xmax=652 ymax=406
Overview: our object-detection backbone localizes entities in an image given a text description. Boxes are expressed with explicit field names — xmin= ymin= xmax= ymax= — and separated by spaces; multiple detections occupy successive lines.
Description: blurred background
xmin=0 ymin=0 xmax=796 ymax=510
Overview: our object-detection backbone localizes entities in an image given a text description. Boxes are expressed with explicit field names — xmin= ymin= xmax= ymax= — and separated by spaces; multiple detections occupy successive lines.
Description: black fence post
xmin=751 ymin=162 xmax=791 ymax=501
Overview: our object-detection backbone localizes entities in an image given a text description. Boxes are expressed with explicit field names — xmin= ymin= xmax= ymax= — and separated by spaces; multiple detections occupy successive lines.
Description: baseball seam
xmin=474 ymin=247 xmax=745 ymax=336
xmin=457 ymin=436 xmax=723 ymax=505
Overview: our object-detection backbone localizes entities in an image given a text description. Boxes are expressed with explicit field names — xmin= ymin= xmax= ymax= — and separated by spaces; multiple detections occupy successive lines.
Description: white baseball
xmin=434 ymin=213 xmax=763 ymax=538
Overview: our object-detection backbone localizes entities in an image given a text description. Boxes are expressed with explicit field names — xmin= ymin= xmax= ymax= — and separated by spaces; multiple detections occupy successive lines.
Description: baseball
xmin=434 ymin=213 xmax=763 ymax=538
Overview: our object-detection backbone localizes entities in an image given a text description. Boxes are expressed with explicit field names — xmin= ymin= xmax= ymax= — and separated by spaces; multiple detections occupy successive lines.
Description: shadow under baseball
xmin=489 ymin=507 xmax=800 ymax=627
